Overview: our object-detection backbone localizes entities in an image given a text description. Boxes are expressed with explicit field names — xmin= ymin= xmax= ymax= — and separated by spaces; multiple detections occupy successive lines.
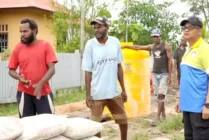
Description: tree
xmin=181 ymin=0 xmax=209 ymax=31
xmin=109 ymin=0 xmax=181 ymax=49
xmin=202 ymin=21 xmax=208 ymax=39
xmin=45 ymin=0 xmax=112 ymax=52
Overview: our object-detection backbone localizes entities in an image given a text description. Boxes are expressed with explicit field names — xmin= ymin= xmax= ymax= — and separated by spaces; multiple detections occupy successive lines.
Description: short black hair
xmin=21 ymin=18 xmax=38 ymax=34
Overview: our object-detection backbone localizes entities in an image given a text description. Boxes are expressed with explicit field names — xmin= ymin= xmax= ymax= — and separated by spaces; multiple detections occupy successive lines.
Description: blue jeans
xmin=152 ymin=73 xmax=168 ymax=96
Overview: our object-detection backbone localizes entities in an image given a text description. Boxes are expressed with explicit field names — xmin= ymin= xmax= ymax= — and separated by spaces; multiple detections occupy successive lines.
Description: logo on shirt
xmin=97 ymin=57 xmax=117 ymax=65
xmin=154 ymin=51 xmax=161 ymax=58
xmin=191 ymin=52 xmax=196 ymax=58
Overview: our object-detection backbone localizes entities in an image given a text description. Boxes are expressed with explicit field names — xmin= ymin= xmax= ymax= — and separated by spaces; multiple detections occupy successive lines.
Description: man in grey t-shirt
xmin=122 ymin=29 xmax=172 ymax=122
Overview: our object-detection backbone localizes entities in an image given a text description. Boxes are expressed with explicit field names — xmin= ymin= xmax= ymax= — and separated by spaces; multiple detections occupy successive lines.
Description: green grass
xmin=158 ymin=114 xmax=183 ymax=133
xmin=54 ymin=89 xmax=86 ymax=105
xmin=131 ymin=133 xmax=149 ymax=140
xmin=107 ymin=127 xmax=117 ymax=134
xmin=172 ymin=135 xmax=184 ymax=140
xmin=134 ymin=118 xmax=150 ymax=128
xmin=0 ymin=103 xmax=18 ymax=116
xmin=0 ymin=89 xmax=86 ymax=116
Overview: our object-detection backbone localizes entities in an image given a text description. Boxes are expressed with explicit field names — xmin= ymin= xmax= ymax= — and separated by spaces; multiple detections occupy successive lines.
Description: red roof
xmin=0 ymin=0 xmax=55 ymax=12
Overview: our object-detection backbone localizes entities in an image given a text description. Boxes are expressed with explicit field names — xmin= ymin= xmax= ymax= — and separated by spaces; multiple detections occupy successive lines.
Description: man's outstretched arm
xmin=122 ymin=44 xmax=152 ymax=51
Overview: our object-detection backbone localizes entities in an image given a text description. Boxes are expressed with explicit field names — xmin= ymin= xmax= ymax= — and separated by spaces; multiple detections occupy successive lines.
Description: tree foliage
xmin=109 ymin=0 xmax=181 ymax=49
xmin=181 ymin=0 xmax=209 ymax=32
xmin=46 ymin=0 xmax=183 ymax=52
xmin=45 ymin=0 xmax=111 ymax=52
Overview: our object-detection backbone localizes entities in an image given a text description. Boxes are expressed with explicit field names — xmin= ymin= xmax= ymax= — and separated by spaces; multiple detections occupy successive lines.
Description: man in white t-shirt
xmin=82 ymin=17 xmax=128 ymax=140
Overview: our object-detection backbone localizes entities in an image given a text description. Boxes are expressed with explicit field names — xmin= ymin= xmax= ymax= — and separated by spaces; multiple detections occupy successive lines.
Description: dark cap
xmin=90 ymin=17 xmax=109 ymax=25
xmin=180 ymin=16 xmax=203 ymax=28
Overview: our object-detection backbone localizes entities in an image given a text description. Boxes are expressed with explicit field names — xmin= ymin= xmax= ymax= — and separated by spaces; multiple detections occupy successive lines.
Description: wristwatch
xmin=205 ymin=103 xmax=209 ymax=108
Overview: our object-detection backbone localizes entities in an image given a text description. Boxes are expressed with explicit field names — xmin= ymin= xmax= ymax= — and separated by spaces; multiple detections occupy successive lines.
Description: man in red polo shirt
xmin=8 ymin=18 xmax=58 ymax=118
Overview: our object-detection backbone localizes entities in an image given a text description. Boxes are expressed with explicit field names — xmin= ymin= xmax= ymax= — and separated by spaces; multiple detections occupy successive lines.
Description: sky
xmin=155 ymin=0 xmax=190 ymax=23
xmin=155 ymin=0 xmax=189 ymax=14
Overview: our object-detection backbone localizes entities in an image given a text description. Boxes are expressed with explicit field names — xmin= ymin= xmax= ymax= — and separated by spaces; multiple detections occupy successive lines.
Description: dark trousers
xmin=183 ymin=111 xmax=209 ymax=140
xmin=16 ymin=91 xmax=54 ymax=118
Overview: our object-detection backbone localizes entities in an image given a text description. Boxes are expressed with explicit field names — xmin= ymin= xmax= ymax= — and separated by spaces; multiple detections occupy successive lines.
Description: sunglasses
xmin=181 ymin=25 xmax=199 ymax=31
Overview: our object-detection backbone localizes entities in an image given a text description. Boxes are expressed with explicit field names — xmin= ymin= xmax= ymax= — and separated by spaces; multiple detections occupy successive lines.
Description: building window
xmin=0 ymin=24 xmax=8 ymax=53
xmin=0 ymin=34 xmax=8 ymax=53
xmin=0 ymin=24 xmax=8 ymax=32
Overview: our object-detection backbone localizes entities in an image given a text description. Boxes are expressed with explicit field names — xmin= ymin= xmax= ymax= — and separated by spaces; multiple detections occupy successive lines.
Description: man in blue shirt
xmin=82 ymin=17 xmax=128 ymax=140
xmin=175 ymin=16 xmax=209 ymax=140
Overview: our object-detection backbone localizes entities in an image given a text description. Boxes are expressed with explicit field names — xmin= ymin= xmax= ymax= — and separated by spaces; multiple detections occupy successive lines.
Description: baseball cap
xmin=90 ymin=17 xmax=109 ymax=25
xmin=180 ymin=16 xmax=203 ymax=28
xmin=151 ymin=29 xmax=161 ymax=36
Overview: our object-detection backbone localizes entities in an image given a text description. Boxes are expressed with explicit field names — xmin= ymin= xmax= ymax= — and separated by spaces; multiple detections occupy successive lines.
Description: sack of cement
xmin=81 ymin=136 xmax=103 ymax=140
xmin=47 ymin=135 xmax=72 ymax=140
xmin=62 ymin=117 xmax=103 ymax=140
xmin=0 ymin=117 xmax=23 ymax=140
xmin=15 ymin=114 xmax=68 ymax=140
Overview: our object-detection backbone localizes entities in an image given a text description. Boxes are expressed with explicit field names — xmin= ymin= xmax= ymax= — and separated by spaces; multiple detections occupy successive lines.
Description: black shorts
xmin=183 ymin=111 xmax=209 ymax=140
xmin=16 ymin=91 xmax=54 ymax=118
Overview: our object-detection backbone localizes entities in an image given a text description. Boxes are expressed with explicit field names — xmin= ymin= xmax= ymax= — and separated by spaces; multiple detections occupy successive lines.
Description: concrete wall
xmin=0 ymin=8 xmax=56 ymax=51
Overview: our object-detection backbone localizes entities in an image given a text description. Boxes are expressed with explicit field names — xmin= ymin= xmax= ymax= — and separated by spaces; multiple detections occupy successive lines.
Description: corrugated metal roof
xmin=0 ymin=0 xmax=55 ymax=12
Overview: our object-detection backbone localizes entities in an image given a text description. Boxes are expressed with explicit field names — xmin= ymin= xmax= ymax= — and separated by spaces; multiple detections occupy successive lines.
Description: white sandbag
xmin=47 ymin=135 xmax=72 ymax=140
xmin=81 ymin=136 xmax=103 ymax=140
xmin=62 ymin=117 xmax=103 ymax=140
xmin=0 ymin=117 xmax=23 ymax=140
xmin=16 ymin=114 xmax=68 ymax=140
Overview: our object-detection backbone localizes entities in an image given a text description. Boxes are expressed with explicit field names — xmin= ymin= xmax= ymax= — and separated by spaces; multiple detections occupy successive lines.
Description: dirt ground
xmin=101 ymin=90 xmax=180 ymax=140
xmin=55 ymin=74 xmax=181 ymax=140
xmin=100 ymin=78 xmax=180 ymax=140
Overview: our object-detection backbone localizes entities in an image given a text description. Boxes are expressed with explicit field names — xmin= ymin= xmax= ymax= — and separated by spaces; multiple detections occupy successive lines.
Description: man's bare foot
xmin=157 ymin=116 xmax=160 ymax=121
xmin=162 ymin=115 xmax=166 ymax=120
xmin=150 ymin=116 xmax=160 ymax=126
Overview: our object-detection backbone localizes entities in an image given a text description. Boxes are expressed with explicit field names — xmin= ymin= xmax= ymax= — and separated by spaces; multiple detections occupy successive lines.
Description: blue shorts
xmin=152 ymin=73 xmax=168 ymax=96
xmin=16 ymin=91 xmax=54 ymax=118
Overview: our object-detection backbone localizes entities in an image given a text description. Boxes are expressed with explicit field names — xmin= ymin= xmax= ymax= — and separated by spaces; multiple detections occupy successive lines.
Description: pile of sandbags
xmin=15 ymin=114 xmax=68 ymax=140
xmin=0 ymin=114 xmax=104 ymax=140
xmin=0 ymin=117 xmax=24 ymax=140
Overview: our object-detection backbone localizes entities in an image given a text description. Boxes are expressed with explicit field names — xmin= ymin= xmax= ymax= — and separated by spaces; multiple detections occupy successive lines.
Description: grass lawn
xmin=130 ymin=114 xmax=184 ymax=140
xmin=0 ymin=89 xmax=86 ymax=116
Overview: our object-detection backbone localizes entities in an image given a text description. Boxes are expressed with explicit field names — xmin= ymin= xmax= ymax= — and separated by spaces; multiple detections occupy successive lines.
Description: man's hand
xmin=174 ymin=99 xmax=181 ymax=113
xmin=202 ymin=106 xmax=209 ymax=119
xmin=86 ymin=95 xmax=93 ymax=108
xmin=19 ymin=75 xmax=31 ymax=88
xmin=19 ymin=75 xmax=31 ymax=85
xmin=33 ymin=83 xmax=43 ymax=100
xmin=121 ymin=91 xmax=128 ymax=103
